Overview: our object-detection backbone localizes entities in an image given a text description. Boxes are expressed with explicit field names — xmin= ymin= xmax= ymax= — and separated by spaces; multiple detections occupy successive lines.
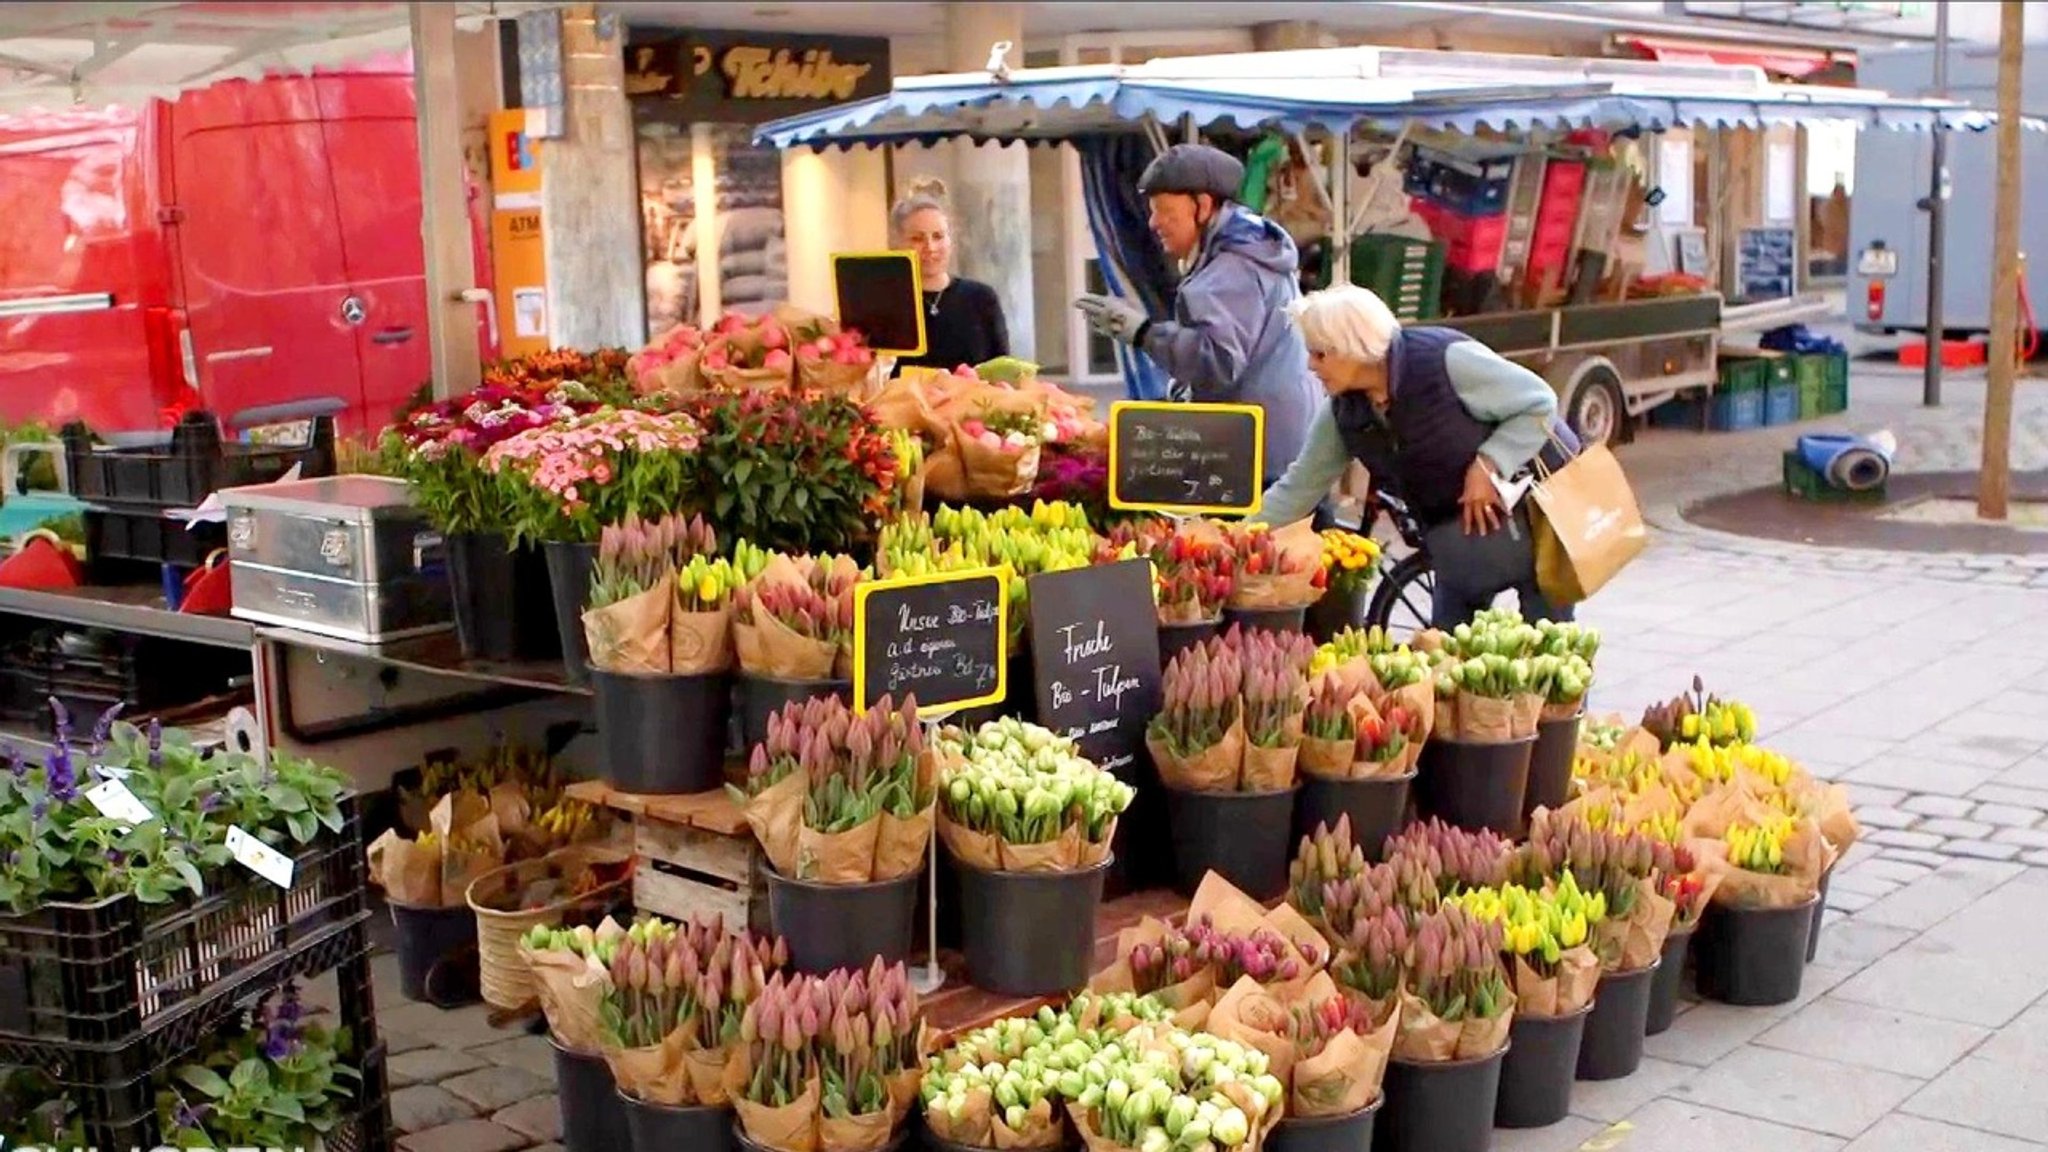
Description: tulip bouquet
xmin=1443 ymin=876 xmax=1603 ymax=1016
xmin=1064 ymin=1027 xmax=1286 ymax=1152
xmin=1640 ymin=676 xmax=1758 ymax=750
xmin=1287 ymin=815 xmax=1371 ymax=926
xmin=1315 ymin=862 xmax=1402 ymax=951
xmin=1239 ymin=629 xmax=1313 ymax=790
xmin=1307 ymin=625 xmax=1405 ymax=682
xmin=629 ymin=323 xmax=706 ymax=394
xmin=1316 ymin=529 xmax=1381 ymax=599
xmin=1394 ymin=904 xmax=1514 ymax=1063
xmin=1146 ymin=639 xmax=1245 ymax=792
xmin=728 ymin=550 xmax=864 ymax=680
xmin=698 ymin=310 xmax=796 ymax=390
xmin=1179 ymin=914 xmax=1315 ymax=988
xmin=736 ymin=695 xmax=933 ymax=885
xmin=1297 ymin=674 xmax=1424 ymax=783
xmin=1225 ymin=522 xmax=1326 ymax=612
xmin=918 ymin=501 xmax=1098 ymax=643
xmin=483 ymin=407 xmax=704 ymax=548
xmin=1658 ymin=842 xmax=1712 ymax=933
xmin=1098 ymin=520 xmax=1236 ymax=626
xmin=1328 ymin=905 xmax=1409 ymax=1017
xmin=590 ymin=915 xmax=790 ymax=1107
xmin=796 ymin=329 xmax=878 ymax=394
xmin=1726 ymin=816 xmax=1795 ymax=876
xmin=1383 ymin=818 xmax=1513 ymax=906
xmin=735 ymin=960 xmax=929 ymax=1152
xmin=482 ymin=347 xmax=635 ymax=394
xmin=1680 ymin=738 xmax=1796 ymax=791
xmin=1427 ymin=608 xmax=1556 ymax=741
xmin=1516 ymin=809 xmax=1675 ymax=971
xmin=933 ymin=718 xmax=1134 ymax=872
xmin=920 ymin=998 xmax=1175 ymax=1149
xmin=580 ymin=512 xmax=727 ymax=675
xmin=1284 ymin=992 xmax=1389 ymax=1109
xmin=922 ymin=386 xmax=1051 ymax=502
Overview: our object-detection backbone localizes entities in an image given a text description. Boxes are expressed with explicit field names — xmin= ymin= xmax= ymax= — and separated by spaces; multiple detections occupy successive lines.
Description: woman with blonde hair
xmin=889 ymin=177 xmax=1010 ymax=371
xmin=1255 ymin=284 xmax=1580 ymax=628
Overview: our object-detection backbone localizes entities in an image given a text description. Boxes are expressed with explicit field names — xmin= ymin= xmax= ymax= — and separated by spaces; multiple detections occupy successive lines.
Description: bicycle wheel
xmin=1366 ymin=552 xmax=1435 ymax=641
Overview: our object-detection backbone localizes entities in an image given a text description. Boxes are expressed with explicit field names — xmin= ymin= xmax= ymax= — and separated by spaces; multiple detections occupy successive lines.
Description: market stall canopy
xmin=756 ymin=44 xmax=2008 ymax=150
xmin=0 ymin=1 xmax=547 ymax=116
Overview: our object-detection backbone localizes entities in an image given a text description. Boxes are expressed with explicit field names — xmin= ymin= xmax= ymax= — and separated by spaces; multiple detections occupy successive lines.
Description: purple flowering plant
xmin=157 ymin=983 xmax=360 ymax=1149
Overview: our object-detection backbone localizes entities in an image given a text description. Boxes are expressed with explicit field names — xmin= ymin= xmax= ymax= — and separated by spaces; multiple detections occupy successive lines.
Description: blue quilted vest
xmin=1330 ymin=327 xmax=1493 ymax=529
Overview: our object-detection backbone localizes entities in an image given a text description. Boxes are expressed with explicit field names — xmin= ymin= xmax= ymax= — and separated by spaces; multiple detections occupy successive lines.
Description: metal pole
xmin=1979 ymin=0 xmax=2024 ymax=521
xmin=1921 ymin=1 xmax=1949 ymax=407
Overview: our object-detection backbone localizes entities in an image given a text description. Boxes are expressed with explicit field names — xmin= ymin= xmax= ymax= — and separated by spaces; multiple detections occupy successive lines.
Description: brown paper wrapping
xmin=796 ymin=815 xmax=883 ymax=884
xmin=736 ymin=1076 xmax=822 ymax=1152
xmin=799 ymin=356 xmax=877 ymax=398
xmin=1593 ymin=878 xmax=1677 ymax=972
xmin=1696 ymin=818 xmax=1829 ymax=910
xmin=818 ymin=1109 xmax=895 ymax=1152
xmin=1511 ymin=947 xmax=1600 ymax=1018
xmin=672 ymin=603 xmax=736 ymax=676
xmin=1681 ymin=780 xmax=1782 ymax=842
xmin=743 ymin=771 xmax=808 ymax=877
xmin=939 ymin=812 xmax=1002 ymax=871
xmin=1240 ymin=728 xmax=1301 ymax=793
xmin=1228 ymin=520 xmax=1324 ymax=610
xmin=1298 ymin=736 xmax=1355 ymax=782
xmin=954 ymin=432 xmax=1042 ymax=501
xmin=1158 ymin=596 xmax=1216 ymax=626
xmin=1146 ymin=716 xmax=1247 ymax=793
xmin=1509 ymin=693 xmax=1545 ymax=739
xmin=1206 ymin=976 xmax=1299 ymax=1089
xmin=1087 ymin=915 xmax=1216 ymax=1029
xmin=583 ymin=583 xmax=673 ymax=674
xmin=701 ymin=323 xmax=796 ymax=393
xmin=1392 ymin=986 xmax=1515 ymax=1064
xmin=873 ymin=802 xmax=935 ymax=882
xmin=1292 ymin=1002 xmax=1396 ymax=1119
xmin=923 ymin=1086 xmax=994 ymax=1147
xmin=752 ymin=609 xmax=839 ymax=680
xmin=1077 ymin=818 xmax=1116 ymax=869
xmin=521 ymin=938 xmax=616 ymax=1050
xmin=991 ymin=1099 xmax=1064 ymax=1149
xmin=682 ymin=1044 xmax=746 ymax=1108
xmin=868 ymin=376 xmax=945 ymax=438
xmin=1451 ymin=693 xmax=1517 ymax=744
xmin=606 ymin=1029 xmax=695 ymax=1106
xmin=368 ymin=829 xmax=443 ymax=906
xmin=1001 ymin=823 xmax=1084 ymax=873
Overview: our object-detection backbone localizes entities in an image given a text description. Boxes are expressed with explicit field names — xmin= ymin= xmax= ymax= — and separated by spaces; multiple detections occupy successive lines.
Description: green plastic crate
xmin=1819 ymin=353 xmax=1849 ymax=414
xmin=1783 ymin=449 xmax=1885 ymax=503
xmin=1716 ymin=356 xmax=1768 ymax=395
xmin=1349 ymin=234 xmax=1445 ymax=322
xmin=1795 ymin=354 xmax=1828 ymax=420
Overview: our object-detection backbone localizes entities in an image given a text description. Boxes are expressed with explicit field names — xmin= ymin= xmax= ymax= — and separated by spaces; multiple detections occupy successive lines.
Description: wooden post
xmin=1979 ymin=0 xmax=2025 ymax=521
xmin=413 ymin=2 xmax=483 ymax=399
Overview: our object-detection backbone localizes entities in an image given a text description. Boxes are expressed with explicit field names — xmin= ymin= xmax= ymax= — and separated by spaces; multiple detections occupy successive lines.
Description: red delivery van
xmin=0 ymin=62 xmax=496 ymax=439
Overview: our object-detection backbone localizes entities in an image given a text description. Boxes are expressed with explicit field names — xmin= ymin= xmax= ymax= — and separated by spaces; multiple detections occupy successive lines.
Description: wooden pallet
xmin=565 ymin=780 xmax=770 ymax=936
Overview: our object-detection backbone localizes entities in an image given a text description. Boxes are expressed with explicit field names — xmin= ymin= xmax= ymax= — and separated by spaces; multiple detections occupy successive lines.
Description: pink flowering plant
xmin=377 ymin=384 xmax=580 ymax=535
xmin=484 ymin=407 xmax=705 ymax=546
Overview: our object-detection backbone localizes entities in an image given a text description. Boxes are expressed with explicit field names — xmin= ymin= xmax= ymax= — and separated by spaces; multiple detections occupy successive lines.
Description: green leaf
xmin=177 ymin=1065 xmax=233 ymax=1098
xmin=228 ymin=1057 xmax=268 ymax=1092
xmin=287 ymin=810 xmax=316 ymax=845
xmin=259 ymin=1094 xmax=306 ymax=1122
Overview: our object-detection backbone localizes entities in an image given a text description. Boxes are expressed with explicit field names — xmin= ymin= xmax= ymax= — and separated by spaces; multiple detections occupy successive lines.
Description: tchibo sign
xmin=4 ymin=1146 xmax=310 ymax=1152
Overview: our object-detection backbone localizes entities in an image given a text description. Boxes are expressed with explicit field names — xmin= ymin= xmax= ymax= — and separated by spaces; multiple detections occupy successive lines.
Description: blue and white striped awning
xmin=756 ymin=47 xmax=2002 ymax=150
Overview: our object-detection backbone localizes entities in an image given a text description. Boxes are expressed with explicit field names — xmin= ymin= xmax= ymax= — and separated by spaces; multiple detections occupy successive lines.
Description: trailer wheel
xmin=1566 ymin=363 xmax=1627 ymax=446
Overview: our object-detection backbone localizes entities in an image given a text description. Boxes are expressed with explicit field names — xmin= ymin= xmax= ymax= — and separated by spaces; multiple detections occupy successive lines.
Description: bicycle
xmin=1357 ymin=490 xmax=1437 ymax=640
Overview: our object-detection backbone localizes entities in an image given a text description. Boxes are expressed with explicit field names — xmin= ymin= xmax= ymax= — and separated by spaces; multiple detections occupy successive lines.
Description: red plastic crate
xmin=1417 ymin=200 xmax=1509 ymax=273
xmin=1899 ymin=339 xmax=1986 ymax=368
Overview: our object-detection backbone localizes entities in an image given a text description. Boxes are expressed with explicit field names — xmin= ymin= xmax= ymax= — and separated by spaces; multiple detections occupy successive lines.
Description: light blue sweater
xmin=1255 ymin=339 xmax=1559 ymax=526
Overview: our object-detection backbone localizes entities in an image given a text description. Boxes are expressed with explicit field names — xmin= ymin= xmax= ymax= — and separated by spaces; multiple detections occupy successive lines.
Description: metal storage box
xmin=221 ymin=475 xmax=451 ymax=643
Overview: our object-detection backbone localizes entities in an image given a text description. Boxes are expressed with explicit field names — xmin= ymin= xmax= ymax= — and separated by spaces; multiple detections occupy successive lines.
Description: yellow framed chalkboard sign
xmin=851 ymin=565 xmax=1010 ymax=714
xmin=1107 ymin=400 xmax=1265 ymax=516
xmin=832 ymin=250 xmax=927 ymax=358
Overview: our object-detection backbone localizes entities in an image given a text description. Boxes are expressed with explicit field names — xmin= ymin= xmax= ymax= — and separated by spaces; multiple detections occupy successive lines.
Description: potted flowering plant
xmin=1305 ymin=529 xmax=1380 ymax=642
xmin=734 ymin=695 xmax=933 ymax=976
xmin=1379 ymin=904 xmax=1514 ymax=1152
xmin=377 ymin=381 xmax=576 ymax=660
xmin=730 ymin=550 xmax=861 ymax=751
xmin=1695 ymin=813 xmax=1828 ymax=1008
xmin=689 ymin=390 xmax=901 ymax=556
xmin=1221 ymin=521 xmax=1326 ymax=636
xmin=582 ymin=512 xmax=737 ymax=795
xmin=155 ymin=984 xmax=361 ymax=1149
xmin=734 ymin=960 xmax=929 ymax=1152
xmin=1098 ymin=519 xmax=1235 ymax=666
xmin=483 ymin=406 xmax=704 ymax=683
xmin=1292 ymin=673 xmax=1425 ymax=863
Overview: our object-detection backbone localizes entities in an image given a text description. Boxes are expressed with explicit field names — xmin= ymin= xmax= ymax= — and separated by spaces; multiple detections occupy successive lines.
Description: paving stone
xmin=389 ymin=1084 xmax=480 ymax=1133
xmin=1969 ymin=783 xmax=2048 ymax=809
xmin=1644 ymin=965 xmax=1852 ymax=1067
xmin=1848 ymin=759 xmax=1999 ymax=798
xmin=1613 ymin=1098 xmax=1846 ymax=1152
xmin=1827 ymin=888 xmax=1877 ymax=913
xmin=397 ymin=1119 xmax=529 ymax=1152
xmin=2023 ymin=850 xmax=2048 ymax=868
xmin=388 ymin=1046 xmax=490 ymax=1089
xmin=1904 ymin=795 xmax=1977 ymax=820
xmin=381 ymin=1000 xmax=525 ymax=1052
xmin=1880 ymin=848 xmax=1952 ymax=869
xmin=493 ymin=1095 xmax=564 ymax=1143
xmin=1944 ymin=839 xmax=2023 ymax=862
xmin=1868 ymin=829 xmax=1947 ymax=852
xmin=1829 ymin=869 xmax=1901 ymax=899
xmin=1843 ymin=1114 xmax=2041 ymax=1152
xmin=1493 ymin=1116 xmax=1604 ymax=1152
xmin=1813 ymin=918 xmax=1917 ymax=972
xmin=1856 ymin=859 xmax=2024 ymax=932
xmin=1672 ymin=1045 xmax=1923 ymax=1138
xmin=1919 ymin=817 xmax=1995 ymax=840
xmin=1840 ymin=841 xmax=1882 ymax=870
xmin=1972 ymin=803 xmax=2044 ymax=829
xmin=1991 ymin=826 xmax=2048 ymax=850
xmin=385 ymin=1030 xmax=437 ymax=1056
xmin=1845 ymin=783 xmax=1910 ymax=809
xmin=1855 ymin=807 xmax=1921 ymax=831
xmin=1850 ymin=858 xmax=1934 ymax=886
xmin=1754 ymin=998 xmax=1993 ymax=1079
xmin=1838 ymin=872 xmax=2048 ymax=1027
xmin=472 ymin=1035 xmax=557 ymax=1080
xmin=1565 ymin=1055 xmax=1695 ymax=1123
xmin=1903 ymin=1055 xmax=2048 ymax=1144
xmin=442 ymin=1065 xmax=554 ymax=1113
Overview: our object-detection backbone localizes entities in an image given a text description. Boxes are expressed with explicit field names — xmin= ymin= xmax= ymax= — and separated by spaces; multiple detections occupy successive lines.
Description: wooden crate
xmin=566 ymin=780 xmax=771 ymax=936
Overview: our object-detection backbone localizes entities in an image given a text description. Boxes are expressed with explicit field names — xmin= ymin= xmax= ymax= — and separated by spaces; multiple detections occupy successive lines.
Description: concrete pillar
xmin=783 ymin=147 xmax=891 ymax=318
xmin=1252 ymin=21 xmax=1334 ymax=52
xmin=945 ymin=2 xmax=1035 ymax=360
xmin=542 ymin=4 xmax=646 ymax=349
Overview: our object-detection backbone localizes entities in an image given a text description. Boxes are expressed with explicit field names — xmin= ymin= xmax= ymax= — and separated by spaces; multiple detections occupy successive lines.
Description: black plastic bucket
xmin=1808 ymin=866 xmax=1833 ymax=963
xmin=447 ymin=532 xmax=560 ymax=662
xmin=1159 ymin=619 xmax=1222 ymax=669
xmin=1304 ymin=585 xmax=1370 ymax=644
xmin=1577 ymin=961 xmax=1658 ymax=1081
xmin=1694 ymin=895 xmax=1818 ymax=1007
xmin=767 ymin=865 xmax=921 ymax=976
xmin=593 ymin=669 xmax=732 ymax=795
xmin=1522 ymin=711 xmax=1583 ymax=830
xmin=1646 ymin=925 xmax=1696 ymax=1036
xmin=544 ymin=540 xmax=597 ymax=686
xmin=740 ymin=674 xmax=853 ymax=754
xmin=620 ymin=1091 xmax=735 ymax=1152
xmin=1164 ymin=783 xmax=1300 ymax=901
xmin=1416 ymin=736 xmax=1535 ymax=837
xmin=388 ymin=900 xmax=479 ymax=1007
xmin=1269 ymin=1095 xmax=1383 ymax=1152
xmin=737 ymin=1125 xmax=903 ymax=1152
xmin=1108 ymin=754 xmax=1171 ymax=899
xmin=1494 ymin=1003 xmax=1592 ymax=1129
xmin=920 ymin=1124 xmax=1076 ymax=1152
xmin=1223 ymin=605 xmax=1309 ymax=636
xmin=1374 ymin=1045 xmax=1508 ymax=1152
xmin=955 ymin=855 xmax=1111 ymax=996
xmin=552 ymin=1039 xmax=628 ymax=1152
xmin=1292 ymin=771 xmax=1416 ymax=863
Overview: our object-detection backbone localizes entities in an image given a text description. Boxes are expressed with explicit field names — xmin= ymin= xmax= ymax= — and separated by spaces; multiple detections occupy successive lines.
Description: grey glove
xmin=1074 ymin=293 xmax=1150 ymax=345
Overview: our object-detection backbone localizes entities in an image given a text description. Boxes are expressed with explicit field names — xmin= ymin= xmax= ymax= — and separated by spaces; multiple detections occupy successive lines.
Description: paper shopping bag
xmin=1530 ymin=442 xmax=1647 ymax=607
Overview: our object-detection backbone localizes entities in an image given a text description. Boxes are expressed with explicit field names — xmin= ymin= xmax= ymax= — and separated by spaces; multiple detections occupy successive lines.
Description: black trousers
xmin=1422 ymin=505 xmax=1574 ymax=629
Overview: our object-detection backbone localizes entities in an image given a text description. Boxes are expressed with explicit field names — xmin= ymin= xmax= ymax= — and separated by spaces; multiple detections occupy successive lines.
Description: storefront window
xmin=637 ymin=122 xmax=696 ymax=338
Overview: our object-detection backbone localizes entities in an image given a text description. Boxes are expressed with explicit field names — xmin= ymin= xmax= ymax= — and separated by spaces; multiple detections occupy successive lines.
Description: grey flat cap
xmin=1137 ymin=143 xmax=1243 ymax=202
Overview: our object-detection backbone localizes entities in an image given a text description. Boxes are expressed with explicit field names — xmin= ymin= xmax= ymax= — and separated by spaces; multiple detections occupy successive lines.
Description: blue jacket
xmin=1138 ymin=205 xmax=1318 ymax=485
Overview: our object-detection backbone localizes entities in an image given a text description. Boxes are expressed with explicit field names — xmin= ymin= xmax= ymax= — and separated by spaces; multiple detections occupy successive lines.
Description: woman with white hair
xmin=1255 ymin=284 xmax=1580 ymax=627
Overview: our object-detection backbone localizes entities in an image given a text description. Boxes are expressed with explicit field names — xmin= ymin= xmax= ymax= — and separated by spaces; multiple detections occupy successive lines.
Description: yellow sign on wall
xmin=487 ymin=110 xmax=548 ymax=357
xmin=488 ymin=109 xmax=544 ymax=208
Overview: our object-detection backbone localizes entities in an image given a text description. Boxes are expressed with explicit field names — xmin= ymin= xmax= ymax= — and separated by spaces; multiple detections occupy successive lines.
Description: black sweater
xmin=897 ymin=277 xmax=1010 ymax=372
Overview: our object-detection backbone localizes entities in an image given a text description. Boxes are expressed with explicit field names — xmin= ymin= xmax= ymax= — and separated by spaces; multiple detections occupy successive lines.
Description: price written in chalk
xmin=853 ymin=566 xmax=1010 ymax=713
xmin=1108 ymin=401 xmax=1264 ymax=515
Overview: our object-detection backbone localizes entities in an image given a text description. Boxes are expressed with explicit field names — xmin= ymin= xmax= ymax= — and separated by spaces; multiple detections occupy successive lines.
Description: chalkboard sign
xmin=852 ymin=566 xmax=1008 ymax=713
xmin=1736 ymin=227 xmax=1796 ymax=303
xmin=833 ymin=251 xmax=926 ymax=358
xmin=1025 ymin=560 xmax=1162 ymax=778
xmin=1108 ymin=401 xmax=1264 ymax=515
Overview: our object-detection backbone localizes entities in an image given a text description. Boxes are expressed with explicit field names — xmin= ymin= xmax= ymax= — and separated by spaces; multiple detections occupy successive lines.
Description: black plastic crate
xmin=28 ymin=627 xmax=250 ymax=715
xmin=0 ymin=794 xmax=368 ymax=1050
xmin=83 ymin=506 xmax=228 ymax=570
xmin=62 ymin=410 xmax=337 ymax=513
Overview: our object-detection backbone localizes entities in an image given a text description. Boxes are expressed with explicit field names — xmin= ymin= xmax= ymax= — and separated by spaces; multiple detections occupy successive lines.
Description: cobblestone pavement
xmin=323 ymin=352 xmax=2048 ymax=1152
